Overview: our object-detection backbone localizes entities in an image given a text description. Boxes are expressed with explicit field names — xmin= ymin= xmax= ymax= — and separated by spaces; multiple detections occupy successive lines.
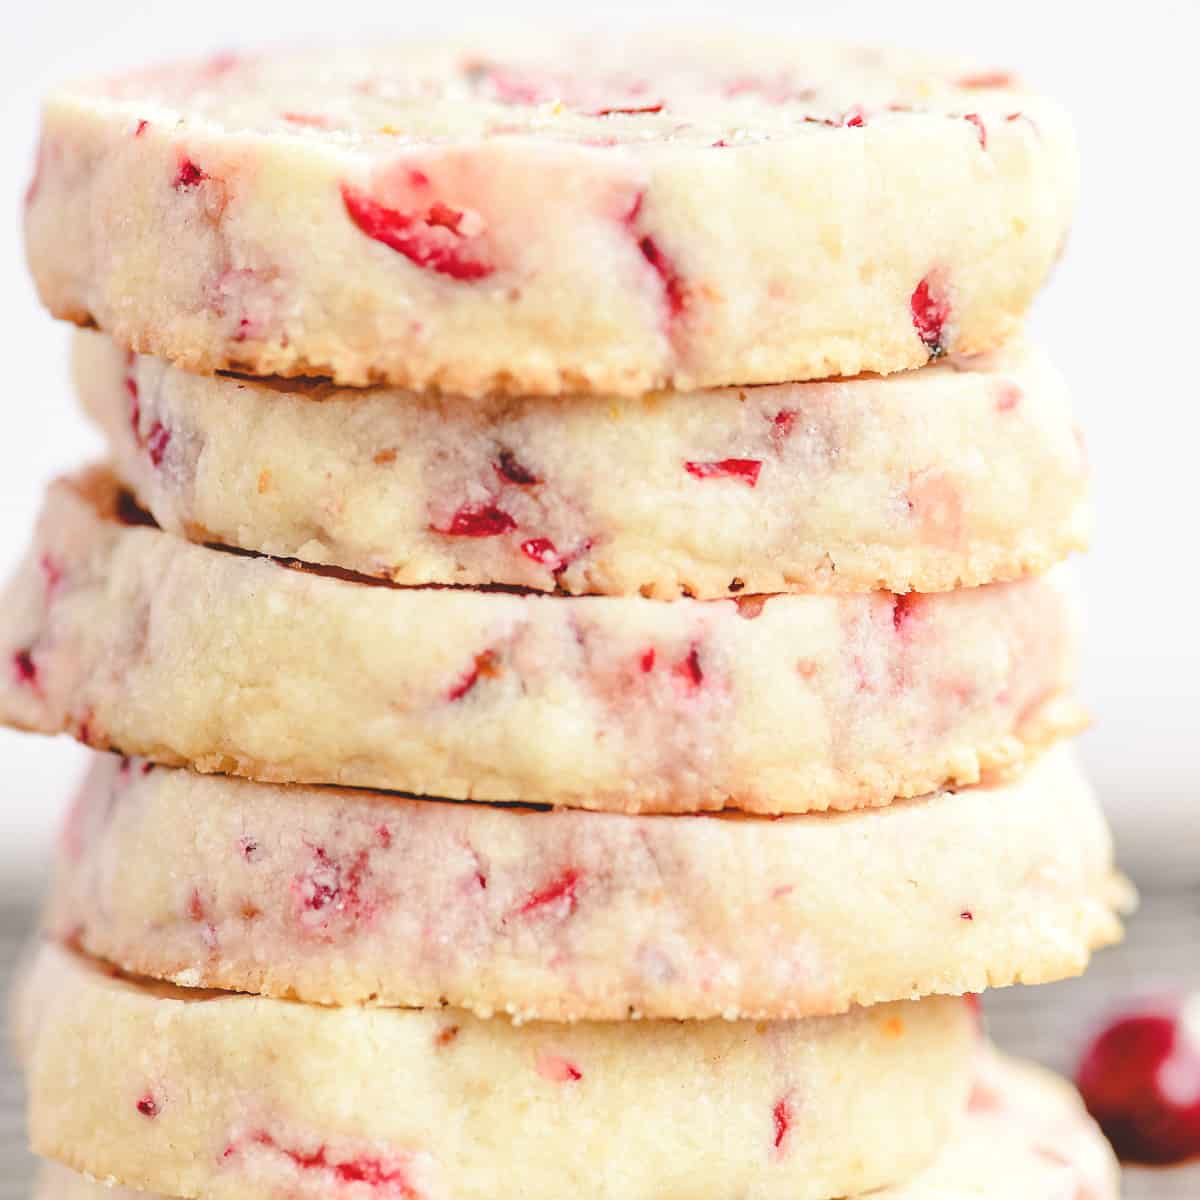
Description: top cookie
xmin=26 ymin=37 xmax=1076 ymax=395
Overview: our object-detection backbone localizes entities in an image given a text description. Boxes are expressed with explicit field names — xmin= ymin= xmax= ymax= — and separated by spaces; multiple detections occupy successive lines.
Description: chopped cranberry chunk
xmin=136 ymin=1095 xmax=160 ymax=1118
xmin=173 ymin=157 xmax=207 ymax=190
xmin=494 ymin=449 xmax=540 ymax=485
xmin=521 ymin=538 xmax=564 ymax=571
xmin=12 ymin=650 xmax=36 ymax=687
xmin=432 ymin=503 xmax=516 ymax=538
xmin=963 ymin=112 xmax=987 ymax=148
xmin=910 ymin=273 xmax=951 ymax=358
xmin=685 ymin=458 xmax=762 ymax=486
xmin=516 ymin=868 xmax=581 ymax=918
xmin=772 ymin=1095 xmax=794 ymax=1153
xmin=341 ymin=183 xmax=494 ymax=281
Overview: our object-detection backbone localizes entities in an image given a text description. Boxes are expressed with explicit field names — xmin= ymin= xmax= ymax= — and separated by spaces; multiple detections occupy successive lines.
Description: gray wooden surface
xmin=1 ymin=888 xmax=1197 ymax=1196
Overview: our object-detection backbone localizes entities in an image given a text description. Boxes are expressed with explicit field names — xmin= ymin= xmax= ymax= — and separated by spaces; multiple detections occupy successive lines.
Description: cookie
xmin=26 ymin=38 xmax=1076 ymax=396
xmin=76 ymin=330 xmax=1089 ymax=598
xmin=13 ymin=943 xmax=975 ymax=1200
xmin=27 ymin=1050 xmax=1119 ymax=1200
xmin=0 ymin=467 xmax=1084 ymax=813
xmin=47 ymin=746 xmax=1129 ymax=1020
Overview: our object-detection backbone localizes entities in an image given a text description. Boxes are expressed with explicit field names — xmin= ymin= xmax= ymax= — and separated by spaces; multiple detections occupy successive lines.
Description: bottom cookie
xmin=14 ymin=943 xmax=973 ymax=1200
xmin=29 ymin=1049 xmax=1118 ymax=1199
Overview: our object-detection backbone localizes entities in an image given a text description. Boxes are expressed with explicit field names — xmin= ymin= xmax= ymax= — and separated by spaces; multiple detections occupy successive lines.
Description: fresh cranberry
xmin=684 ymin=459 xmax=762 ymax=486
xmin=1076 ymin=998 xmax=1200 ymax=1165
xmin=910 ymin=274 xmax=950 ymax=358
xmin=341 ymin=183 xmax=493 ymax=281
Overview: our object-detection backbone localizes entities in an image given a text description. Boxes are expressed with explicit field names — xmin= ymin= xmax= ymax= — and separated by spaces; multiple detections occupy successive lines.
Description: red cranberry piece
xmin=684 ymin=459 xmax=762 ymax=486
xmin=173 ymin=157 xmax=207 ymax=191
xmin=134 ymin=120 xmax=149 ymax=137
xmin=146 ymin=421 xmax=171 ymax=467
xmin=842 ymin=105 xmax=866 ymax=127
xmin=637 ymin=234 xmax=686 ymax=318
xmin=432 ymin=502 xmax=516 ymax=538
xmin=673 ymin=645 xmax=704 ymax=691
xmin=494 ymin=449 xmax=540 ymax=485
xmin=521 ymin=537 xmax=564 ymax=571
xmin=963 ymin=113 xmax=987 ymax=148
xmin=341 ymin=183 xmax=494 ymax=281
xmin=892 ymin=593 xmax=920 ymax=634
xmin=639 ymin=648 xmax=656 ymax=673
xmin=516 ymin=868 xmax=582 ymax=918
xmin=1076 ymin=998 xmax=1200 ymax=1165
xmin=136 ymin=1095 xmax=160 ymax=1118
xmin=910 ymin=274 xmax=951 ymax=358
xmin=772 ymin=1095 xmax=794 ymax=1153
xmin=590 ymin=102 xmax=664 ymax=116
xmin=536 ymin=1052 xmax=584 ymax=1082
xmin=12 ymin=649 xmax=37 ymax=687
xmin=448 ymin=650 xmax=499 ymax=702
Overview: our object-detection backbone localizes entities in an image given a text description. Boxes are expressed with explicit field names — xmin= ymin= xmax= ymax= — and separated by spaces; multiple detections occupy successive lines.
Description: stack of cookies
xmin=7 ymin=36 xmax=1132 ymax=1200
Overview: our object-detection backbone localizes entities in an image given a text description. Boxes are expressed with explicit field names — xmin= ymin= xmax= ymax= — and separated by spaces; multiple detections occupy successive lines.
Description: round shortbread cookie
xmin=75 ymin=330 xmax=1089 ymax=598
xmin=27 ymin=1050 xmax=1120 ymax=1200
xmin=13 ymin=943 xmax=975 ymax=1200
xmin=46 ymin=747 xmax=1129 ymax=1020
xmin=0 ymin=467 xmax=1084 ymax=814
xmin=26 ymin=39 xmax=1076 ymax=397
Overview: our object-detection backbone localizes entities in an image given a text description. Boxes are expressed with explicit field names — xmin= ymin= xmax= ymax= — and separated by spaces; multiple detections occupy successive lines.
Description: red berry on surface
xmin=136 ymin=1095 xmax=160 ymax=1118
xmin=1076 ymin=998 xmax=1200 ymax=1165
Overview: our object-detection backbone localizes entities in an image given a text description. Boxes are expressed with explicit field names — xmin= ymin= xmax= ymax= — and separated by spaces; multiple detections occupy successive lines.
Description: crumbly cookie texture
xmin=47 ymin=747 xmax=1130 ymax=1021
xmin=27 ymin=38 xmax=1076 ymax=396
xmin=0 ymin=467 xmax=1085 ymax=814
xmin=76 ymin=330 xmax=1089 ymax=598
xmin=13 ymin=943 xmax=974 ymax=1200
xmin=28 ymin=1049 xmax=1119 ymax=1200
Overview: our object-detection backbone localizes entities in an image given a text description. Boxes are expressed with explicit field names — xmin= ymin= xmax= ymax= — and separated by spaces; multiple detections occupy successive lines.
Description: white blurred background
xmin=0 ymin=1 xmax=1197 ymax=890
